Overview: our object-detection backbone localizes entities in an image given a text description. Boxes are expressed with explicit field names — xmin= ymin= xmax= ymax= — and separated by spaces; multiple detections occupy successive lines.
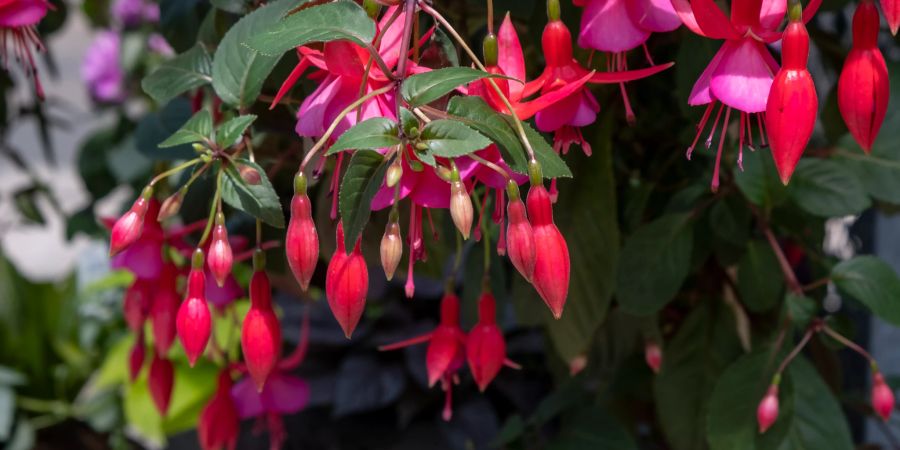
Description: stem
xmin=395 ymin=0 xmax=417 ymax=119
xmin=469 ymin=153 xmax=510 ymax=181
xmin=487 ymin=0 xmax=494 ymax=34
xmin=762 ymin=224 xmax=803 ymax=295
xmin=363 ymin=43 xmax=397 ymax=82
xmin=774 ymin=323 xmax=817 ymax=379
xmin=419 ymin=1 xmax=537 ymax=164
xmin=199 ymin=170 xmax=223 ymax=246
xmin=821 ymin=324 xmax=876 ymax=365
xmin=149 ymin=158 xmax=202 ymax=186
xmin=412 ymin=107 xmax=432 ymax=123
xmin=802 ymin=277 xmax=830 ymax=292
xmin=472 ymin=191 xmax=491 ymax=273
xmin=299 ymin=83 xmax=396 ymax=171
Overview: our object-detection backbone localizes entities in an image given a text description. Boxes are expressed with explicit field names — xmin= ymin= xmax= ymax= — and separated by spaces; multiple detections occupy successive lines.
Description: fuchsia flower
xmin=675 ymin=0 xmax=821 ymax=190
xmin=241 ymin=256 xmax=282 ymax=391
xmin=380 ymin=293 xmax=467 ymax=421
xmin=325 ymin=222 xmax=369 ymax=338
xmin=199 ymin=371 xmax=239 ymax=450
xmin=872 ymin=371 xmax=895 ymax=421
xmin=82 ymin=31 xmax=126 ymax=103
xmin=0 ymin=0 xmax=50 ymax=98
xmin=574 ymin=0 xmax=681 ymax=54
xmin=527 ymin=184 xmax=570 ymax=318
xmin=467 ymin=292 xmax=518 ymax=391
xmin=286 ymin=174 xmax=319 ymax=292
xmin=177 ymin=250 xmax=212 ymax=367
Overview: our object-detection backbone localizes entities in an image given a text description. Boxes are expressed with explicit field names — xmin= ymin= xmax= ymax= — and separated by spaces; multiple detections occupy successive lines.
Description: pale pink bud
xmin=157 ymin=189 xmax=184 ymax=221
xmin=380 ymin=220 xmax=403 ymax=281
xmin=109 ymin=187 xmax=152 ymax=256
xmin=207 ymin=213 xmax=233 ymax=288
xmin=449 ymin=180 xmax=473 ymax=239
xmin=645 ymin=341 xmax=662 ymax=374
xmin=757 ymin=385 xmax=779 ymax=433
xmin=873 ymin=372 xmax=895 ymax=421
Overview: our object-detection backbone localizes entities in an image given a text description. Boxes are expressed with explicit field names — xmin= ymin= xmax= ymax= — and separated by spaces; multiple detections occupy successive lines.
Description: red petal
xmin=691 ymin=0 xmax=740 ymax=39
xmin=589 ymin=61 xmax=675 ymax=83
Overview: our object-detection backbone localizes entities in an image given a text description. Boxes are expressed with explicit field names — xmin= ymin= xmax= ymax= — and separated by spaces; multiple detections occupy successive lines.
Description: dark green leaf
xmin=399 ymin=107 xmax=418 ymax=136
xmin=215 ymin=114 xmax=256 ymax=148
xmin=210 ymin=0 xmax=250 ymax=13
xmin=141 ymin=44 xmax=212 ymax=105
xmin=134 ymin=98 xmax=197 ymax=160
xmin=832 ymin=256 xmax=900 ymax=326
xmin=547 ymin=406 xmax=637 ymax=450
xmin=779 ymin=358 xmax=853 ymax=450
xmin=401 ymin=67 xmax=507 ymax=107
xmin=419 ymin=119 xmax=491 ymax=158
xmin=339 ymin=151 xmax=391 ymax=251
xmin=490 ymin=415 xmax=525 ymax=448
xmin=785 ymin=293 xmax=817 ymax=329
xmin=327 ymin=118 xmax=401 ymax=155
xmin=738 ymin=240 xmax=784 ymax=313
xmin=159 ymin=110 xmax=212 ymax=148
xmin=735 ymin=147 xmax=787 ymax=209
xmin=617 ymin=213 xmax=694 ymax=315
xmin=221 ymin=160 xmax=285 ymax=227
xmin=212 ymin=0 xmax=300 ymax=109
xmin=244 ymin=1 xmax=376 ymax=57
xmin=787 ymin=159 xmax=870 ymax=217
xmin=520 ymin=120 xmax=572 ymax=178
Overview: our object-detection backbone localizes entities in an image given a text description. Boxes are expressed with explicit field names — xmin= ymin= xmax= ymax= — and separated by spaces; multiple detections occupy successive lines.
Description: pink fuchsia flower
xmin=0 ymin=0 xmax=51 ymax=98
xmin=575 ymin=0 xmax=680 ymax=53
xmin=198 ymin=371 xmax=239 ymax=450
xmin=82 ymin=30 xmax=126 ymax=103
xmin=110 ymin=0 xmax=158 ymax=27
xmin=675 ymin=0 xmax=822 ymax=190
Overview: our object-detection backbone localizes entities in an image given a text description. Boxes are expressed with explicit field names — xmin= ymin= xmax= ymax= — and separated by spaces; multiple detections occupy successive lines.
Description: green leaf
xmin=158 ymin=110 xmax=212 ymax=148
xmin=706 ymin=351 xmax=794 ymax=450
xmin=654 ymin=304 xmax=742 ymax=450
xmin=244 ymin=1 xmax=376 ymax=56
xmin=215 ymin=114 xmax=256 ymax=148
xmin=134 ymin=98 xmax=197 ymax=160
xmin=141 ymin=44 xmax=212 ymax=105
xmin=401 ymin=67 xmax=507 ymax=107
xmin=521 ymin=120 xmax=573 ymax=178
xmin=617 ymin=213 xmax=694 ymax=315
xmin=787 ymin=159 xmax=870 ymax=217
xmin=547 ymin=406 xmax=637 ymax=450
xmin=735 ymin=147 xmax=787 ymax=209
xmin=339 ymin=151 xmax=391 ymax=251
xmin=778 ymin=358 xmax=853 ymax=450
xmin=327 ymin=118 xmax=401 ymax=155
xmin=212 ymin=0 xmax=300 ymax=109
xmin=221 ymin=160 xmax=285 ymax=228
xmin=419 ymin=119 xmax=491 ymax=158
xmin=738 ymin=240 xmax=784 ymax=313
xmin=832 ymin=256 xmax=900 ymax=326
xmin=210 ymin=0 xmax=250 ymax=13
xmin=0 ymin=385 xmax=13 ymax=441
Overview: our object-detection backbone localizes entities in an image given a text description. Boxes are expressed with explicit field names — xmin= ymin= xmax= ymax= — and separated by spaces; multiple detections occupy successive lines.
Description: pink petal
xmin=323 ymin=41 xmax=367 ymax=79
xmin=570 ymin=90 xmax=601 ymax=127
xmin=296 ymin=75 xmax=343 ymax=137
xmin=688 ymin=42 xmax=728 ymax=105
xmin=758 ymin=0 xmax=787 ymax=31
xmin=371 ymin=157 xmax=418 ymax=210
xmin=628 ymin=0 xmax=682 ymax=32
xmin=578 ymin=0 xmax=650 ymax=52
xmin=536 ymin=91 xmax=583 ymax=132
xmin=691 ymin=0 xmax=740 ymax=39
xmin=410 ymin=167 xmax=451 ymax=208
xmin=260 ymin=373 xmax=309 ymax=414
xmin=0 ymin=0 xmax=49 ymax=27
xmin=111 ymin=238 xmax=163 ymax=280
xmin=230 ymin=377 xmax=265 ymax=419
xmin=670 ymin=0 xmax=706 ymax=36
xmin=498 ymin=14 xmax=526 ymax=101
xmin=710 ymin=39 xmax=777 ymax=113
xmin=378 ymin=6 xmax=405 ymax=69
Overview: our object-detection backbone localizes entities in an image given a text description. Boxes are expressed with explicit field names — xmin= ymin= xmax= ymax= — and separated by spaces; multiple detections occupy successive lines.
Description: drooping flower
xmin=527 ymin=183 xmax=570 ymax=318
xmin=109 ymin=188 xmax=153 ymax=257
xmin=757 ymin=384 xmax=779 ymax=433
xmin=177 ymin=250 xmax=212 ymax=366
xmin=449 ymin=166 xmax=474 ymax=239
xmin=241 ymin=252 xmax=282 ymax=391
xmin=0 ymin=0 xmax=51 ymax=98
xmin=129 ymin=332 xmax=146 ymax=382
xmin=574 ymin=0 xmax=681 ymax=54
xmin=644 ymin=340 xmax=662 ymax=374
xmin=380 ymin=293 xmax=467 ymax=420
xmin=675 ymin=0 xmax=822 ymax=190
xmin=150 ymin=262 xmax=180 ymax=355
xmin=838 ymin=0 xmax=889 ymax=153
xmin=198 ymin=371 xmax=239 ymax=450
xmin=505 ymin=181 xmax=535 ymax=282
xmin=285 ymin=174 xmax=319 ymax=291
xmin=766 ymin=4 xmax=817 ymax=184
xmin=82 ymin=31 xmax=126 ymax=104
xmin=325 ymin=222 xmax=369 ymax=338
xmin=149 ymin=351 xmax=174 ymax=416
xmin=467 ymin=291 xmax=517 ymax=391
xmin=208 ymin=213 xmax=234 ymax=288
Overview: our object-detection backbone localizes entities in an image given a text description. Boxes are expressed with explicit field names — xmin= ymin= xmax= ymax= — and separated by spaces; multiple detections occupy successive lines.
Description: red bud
xmin=123 ymin=279 xmax=153 ymax=332
xmin=110 ymin=190 xmax=152 ymax=256
xmin=527 ymin=185 xmax=570 ymax=319
xmin=757 ymin=385 xmax=779 ymax=433
xmin=542 ymin=20 xmax=574 ymax=67
xmin=644 ymin=341 xmax=662 ymax=374
xmin=129 ymin=333 xmax=146 ymax=382
xmin=150 ymin=264 xmax=180 ymax=355
xmin=426 ymin=293 xmax=466 ymax=387
xmin=326 ymin=222 xmax=369 ymax=338
xmin=176 ymin=252 xmax=211 ymax=366
xmin=208 ymin=215 xmax=233 ymax=288
xmin=466 ymin=292 xmax=507 ymax=391
xmin=241 ymin=267 xmax=282 ymax=391
xmin=149 ymin=352 xmax=174 ymax=416
xmin=286 ymin=192 xmax=319 ymax=291
xmin=873 ymin=372 xmax=895 ymax=421
xmin=199 ymin=371 xmax=239 ymax=450
xmin=506 ymin=195 xmax=536 ymax=282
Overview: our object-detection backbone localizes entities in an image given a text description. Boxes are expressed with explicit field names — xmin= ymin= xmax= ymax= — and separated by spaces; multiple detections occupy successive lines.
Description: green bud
xmin=386 ymin=161 xmax=403 ymax=188
xmin=191 ymin=248 xmax=204 ymax=269
xmin=528 ymin=160 xmax=544 ymax=186
xmin=483 ymin=33 xmax=499 ymax=67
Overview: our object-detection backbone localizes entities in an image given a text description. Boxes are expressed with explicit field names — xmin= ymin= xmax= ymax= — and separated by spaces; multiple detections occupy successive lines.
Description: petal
xmin=410 ymin=167 xmax=451 ymax=208
xmin=0 ymin=0 xmax=49 ymax=27
xmin=628 ymin=0 xmax=682 ymax=32
xmin=296 ymin=75 xmax=342 ymax=137
xmin=261 ymin=373 xmax=310 ymax=414
xmin=691 ymin=0 xmax=740 ymax=39
xmin=515 ymin=70 xmax=594 ymax=120
xmin=230 ymin=377 xmax=264 ymax=419
xmin=569 ymin=90 xmax=601 ymax=126
xmin=710 ymin=39 xmax=777 ymax=112
xmin=535 ymin=92 xmax=582 ymax=132
xmin=588 ymin=61 xmax=675 ymax=83
xmin=323 ymin=41 xmax=368 ymax=79
xmin=378 ymin=6 xmax=405 ymax=69
xmin=498 ymin=14 xmax=526 ymax=101
xmin=578 ymin=0 xmax=650 ymax=52
xmin=758 ymin=0 xmax=786 ymax=31
xmin=688 ymin=42 xmax=728 ymax=105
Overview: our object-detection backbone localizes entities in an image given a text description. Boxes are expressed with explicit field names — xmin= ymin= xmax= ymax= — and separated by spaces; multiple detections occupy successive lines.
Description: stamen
xmin=442 ymin=375 xmax=453 ymax=421
xmin=746 ymin=110 xmax=756 ymax=151
xmin=711 ymin=108 xmax=732 ymax=192
xmin=687 ymin=103 xmax=716 ymax=159
xmin=642 ymin=43 xmax=656 ymax=66
xmin=425 ymin=207 xmax=439 ymax=241
xmin=756 ymin=113 xmax=768 ymax=147
xmin=738 ymin=112 xmax=745 ymax=171
xmin=705 ymin=103 xmax=725 ymax=149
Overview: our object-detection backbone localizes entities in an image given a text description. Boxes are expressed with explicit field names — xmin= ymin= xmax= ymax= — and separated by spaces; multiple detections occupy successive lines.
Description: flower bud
xmin=286 ymin=174 xmax=319 ymax=291
xmin=326 ymin=222 xmax=369 ymax=338
xmin=109 ymin=187 xmax=153 ymax=256
xmin=506 ymin=183 xmax=536 ymax=281
xmin=208 ymin=213 xmax=233 ymax=288
xmin=176 ymin=250 xmax=212 ymax=366
xmin=527 ymin=185 xmax=570 ymax=319
xmin=123 ymin=279 xmax=153 ymax=332
xmin=149 ymin=352 xmax=174 ymax=416
xmin=757 ymin=385 xmax=779 ymax=433
xmin=239 ymin=164 xmax=262 ymax=185
xmin=872 ymin=371 xmax=895 ymax=421
xmin=380 ymin=219 xmax=403 ymax=281
xmin=466 ymin=292 xmax=507 ymax=391
xmin=449 ymin=169 xmax=473 ymax=239
xmin=151 ymin=264 xmax=180 ymax=355
xmin=644 ymin=341 xmax=662 ymax=374
xmin=157 ymin=189 xmax=184 ymax=221
xmin=542 ymin=18 xmax=573 ymax=67
xmin=386 ymin=161 xmax=403 ymax=188
xmin=885 ymin=0 xmax=900 ymax=35
xmin=129 ymin=333 xmax=145 ymax=382
xmin=242 ymin=256 xmax=282 ymax=391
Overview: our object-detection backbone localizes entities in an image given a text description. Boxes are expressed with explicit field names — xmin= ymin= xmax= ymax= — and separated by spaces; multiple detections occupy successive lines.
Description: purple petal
xmin=230 ymin=377 xmax=265 ymax=419
xmin=627 ymin=0 xmax=682 ymax=32
xmin=578 ymin=0 xmax=650 ymax=53
xmin=568 ymin=90 xmax=601 ymax=127
xmin=535 ymin=92 xmax=582 ymax=132
xmin=296 ymin=75 xmax=342 ymax=138
xmin=261 ymin=373 xmax=309 ymax=414
xmin=688 ymin=42 xmax=729 ymax=106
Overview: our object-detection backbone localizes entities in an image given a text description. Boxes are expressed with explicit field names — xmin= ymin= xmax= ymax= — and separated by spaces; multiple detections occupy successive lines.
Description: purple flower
xmin=82 ymin=31 xmax=125 ymax=103
xmin=110 ymin=0 xmax=159 ymax=27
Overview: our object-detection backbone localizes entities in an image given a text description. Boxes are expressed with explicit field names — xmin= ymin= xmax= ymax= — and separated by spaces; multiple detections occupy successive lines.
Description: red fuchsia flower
xmin=326 ymin=222 xmax=369 ymax=338
xmin=527 ymin=182 xmax=570 ymax=319
xmin=123 ymin=278 xmax=153 ymax=333
xmin=674 ymin=0 xmax=821 ymax=190
xmin=129 ymin=332 xmax=145 ymax=382
xmin=177 ymin=250 xmax=212 ymax=366
xmin=198 ymin=371 xmax=239 ymax=450
xmin=757 ymin=384 xmax=779 ymax=433
xmin=574 ymin=0 xmax=681 ymax=55
xmin=109 ymin=187 xmax=154 ymax=257
xmin=285 ymin=174 xmax=319 ymax=291
xmin=0 ymin=0 xmax=50 ymax=97
xmin=882 ymin=0 xmax=900 ymax=35
xmin=838 ymin=0 xmax=889 ymax=154
xmin=644 ymin=340 xmax=662 ymax=374
xmin=149 ymin=350 xmax=174 ymax=416
xmin=150 ymin=263 xmax=180 ymax=355
xmin=208 ymin=213 xmax=234 ymax=288
xmin=505 ymin=181 xmax=536 ymax=282
xmin=380 ymin=292 xmax=467 ymax=421
xmin=872 ymin=371 xmax=895 ymax=421
xmin=467 ymin=291 xmax=518 ymax=391
xmin=766 ymin=4 xmax=817 ymax=185
xmin=241 ymin=252 xmax=282 ymax=391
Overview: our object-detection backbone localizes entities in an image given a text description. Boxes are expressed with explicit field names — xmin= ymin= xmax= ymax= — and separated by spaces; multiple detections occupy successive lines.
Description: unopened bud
xmin=757 ymin=384 xmax=780 ymax=433
xmin=158 ymin=189 xmax=185 ymax=221
xmin=381 ymin=219 xmax=403 ymax=280
xmin=239 ymin=164 xmax=262 ymax=185
xmin=363 ymin=0 xmax=380 ymax=18
xmin=872 ymin=371 xmax=895 ymax=421
xmin=207 ymin=213 xmax=233 ymax=288
xmin=644 ymin=341 xmax=662 ymax=374
xmin=415 ymin=142 xmax=429 ymax=152
xmin=109 ymin=187 xmax=154 ymax=256
xmin=450 ymin=180 xmax=473 ymax=239
xmin=193 ymin=143 xmax=206 ymax=153
xmin=483 ymin=33 xmax=499 ymax=67
xmin=386 ymin=161 xmax=403 ymax=188
xmin=436 ymin=166 xmax=452 ymax=181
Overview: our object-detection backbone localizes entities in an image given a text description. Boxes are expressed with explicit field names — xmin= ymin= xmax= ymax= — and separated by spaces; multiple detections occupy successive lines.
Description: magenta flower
xmin=110 ymin=0 xmax=158 ymax=27
xmin=0 ymin=0 xmax=50 ymax=97
xmin=575 ymin=0 xmax=681 ymax=54
xmin=82 ymin=31 xmax=126 ymax=103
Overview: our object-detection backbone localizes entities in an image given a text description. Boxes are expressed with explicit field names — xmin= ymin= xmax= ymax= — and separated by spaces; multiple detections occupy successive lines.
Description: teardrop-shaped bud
xmin=110 ymin=187 xmax=153 ymax=256
xmin=766 ymin=20 xmax=817 ymax=184
xmin=380 ymin=219 xmax=403 ymax=281
xmin=286 ymin=174 xmax=319 ymax=291
xmin=506 ymin=182 xmax=536 ymax=282
xmin=149 ymin=352 xmax=174 ymax=416
xmin=151 ymin=263 xmax=180 ymax=355
xmin=199 ymin=371 xmax=239 ymax=450
xmin=176 ymin=250 xmax=212 ymax=366
xmin=466 ymin=292 xmax=507 ymax=391
xmin=158 ymin=189 xmax=185 ymax=221
xmin=527 ymin=185 xmax=570 ymax=319
xmin=872 ymin=371 xmax=895 ymax=421
xmin=542 ymin=19 xmax=574 ymax=67
xmin=757 ymin=384 xmax=779 ymax=433
xmin=129 ymin=333 xmax=146 ymax=382
xmin=386 ymin=161 xmax=403 ymax=188
xmin=449 ymin=178 xmax=473 ymax=239
xmin=426 ymin=293 xmax=466 ymax=387
xmin=644 ymin=341 xmax=662 ymax=374
xmin=838 ymin=0 xmax=889 ymax=153
xmin=241 ymin=254 xmax=282 ymax=391
xmin=883 ymin=0 xmax=900 ymax=35
xmin=208 ymin=214 xmax=233 ymax=288
xmin=326 ymin=222 xmax=369 ymax=338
